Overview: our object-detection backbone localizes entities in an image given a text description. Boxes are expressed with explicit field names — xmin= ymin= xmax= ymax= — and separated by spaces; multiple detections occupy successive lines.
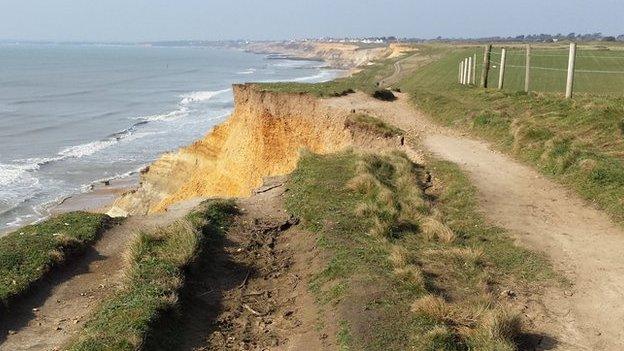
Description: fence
xmin=457 ymin=43 xmax=624 ymax=98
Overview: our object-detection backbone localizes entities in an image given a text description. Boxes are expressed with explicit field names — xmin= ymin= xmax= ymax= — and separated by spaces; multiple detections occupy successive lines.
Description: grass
xmin=286 ymin=150 xmax=555 ymax=350
xmin=257 ymin=55 xmax=402 ymax=97
xmin=67 ymin=200 xmax=237 ymax=351
xmin=0 ymin=212 xmax=112 ymax=305
xmin=345 ymin=113 xmax=403 ymax=138
xmin=397 ymin=45 xmax=624 ymax=224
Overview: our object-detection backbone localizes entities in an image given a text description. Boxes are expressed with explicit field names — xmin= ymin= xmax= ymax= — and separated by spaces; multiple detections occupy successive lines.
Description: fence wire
xmin=459 ymin=45 xmax=624 ymax=95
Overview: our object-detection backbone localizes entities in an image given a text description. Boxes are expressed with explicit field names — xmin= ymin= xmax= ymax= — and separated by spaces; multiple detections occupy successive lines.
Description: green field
xmin=397 ymin=45 xmax=624 ymax=225
xmin=455 ymin=45 xmax=624 ymax=95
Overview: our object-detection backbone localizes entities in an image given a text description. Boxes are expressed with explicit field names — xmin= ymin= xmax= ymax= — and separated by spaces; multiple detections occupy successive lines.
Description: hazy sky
xmin=1 ymin=0 xmax=622 ymax=42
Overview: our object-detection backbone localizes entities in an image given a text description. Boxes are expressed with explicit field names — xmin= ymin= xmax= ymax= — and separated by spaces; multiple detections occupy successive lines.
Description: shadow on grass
xmin=518 ymin=332 xmax=559 ymax=350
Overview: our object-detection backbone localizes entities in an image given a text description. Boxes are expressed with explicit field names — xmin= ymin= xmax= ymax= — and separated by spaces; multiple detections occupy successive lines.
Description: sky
xmin=0 ymin=0 xmax=622 ymax=42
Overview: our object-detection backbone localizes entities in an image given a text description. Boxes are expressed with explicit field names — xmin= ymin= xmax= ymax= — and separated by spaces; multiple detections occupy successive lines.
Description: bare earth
xmin=324 ymin=92 xmax=624 ymax=350
xmin=0 ymin=198 xmax=203 ymax=351
xmin=166 ymin=176 xmax=332 ymax=351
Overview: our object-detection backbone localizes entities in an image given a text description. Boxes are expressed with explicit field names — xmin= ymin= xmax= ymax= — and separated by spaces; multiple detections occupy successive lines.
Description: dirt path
xmin=325 ymin=93 xmax=624 ymax=350
xmin=0 ymin=199 xmax=202 ymax=351
xmin=167 ymin=176 xmax=331 ymax=351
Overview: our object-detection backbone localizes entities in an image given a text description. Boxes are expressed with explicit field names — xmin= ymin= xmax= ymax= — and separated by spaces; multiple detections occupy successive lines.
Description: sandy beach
xmin=50 ymin=175 xmax=139 ymax=216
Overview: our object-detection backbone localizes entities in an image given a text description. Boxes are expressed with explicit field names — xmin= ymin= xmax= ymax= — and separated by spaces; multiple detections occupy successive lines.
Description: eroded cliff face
xmin=108 ymin=84 xmax=354 ymax=216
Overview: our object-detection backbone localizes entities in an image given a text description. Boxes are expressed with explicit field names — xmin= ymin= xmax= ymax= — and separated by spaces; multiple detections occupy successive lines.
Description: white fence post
xmin=463 ymin=58 xmax=469 ymax=84
xmin=467 ymin=56 xmax=473 ymax=85
xmin=498 ymin=48 xmax=507 ymax=90
xmin=565 ymin=43 xmax=577 ymax=99
xmin=472 ymin=53 xmax=477 ymax=84
xmin=459 ymin=61 xmax=463 ymax=84
xmin=525 ymin=45 xmax=531 ymax=93
xmin=460 ymin=61 xmax=464 ymax=84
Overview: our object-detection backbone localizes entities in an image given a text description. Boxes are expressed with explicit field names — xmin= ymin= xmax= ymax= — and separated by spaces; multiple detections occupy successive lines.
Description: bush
xmin=372 ymin=89 xmax=397 ymax=101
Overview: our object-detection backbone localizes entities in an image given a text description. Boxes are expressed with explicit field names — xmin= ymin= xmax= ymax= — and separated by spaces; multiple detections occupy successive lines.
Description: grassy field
xmin=67 ymin=200 xmax=237 ymax=351
xmin=457 ymin=44 xmax=624 ymax=95
xmin=286 ymin=150 xmax=554 ymax=350
xmin=0 ymin=212 xmax=112 ymax=305
xmin=397 ymin=45 xmax=624 ymax=225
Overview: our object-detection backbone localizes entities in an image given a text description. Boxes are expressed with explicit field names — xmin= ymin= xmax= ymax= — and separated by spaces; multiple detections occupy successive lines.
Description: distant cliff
xmin=245 ymin=42 xmax=391 ymax=69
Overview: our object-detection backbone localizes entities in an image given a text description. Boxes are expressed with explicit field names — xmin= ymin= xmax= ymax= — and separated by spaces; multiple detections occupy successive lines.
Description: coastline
xmin=0 ymin=56 xmax=348 ymax=236
xmin=50 ymin=172 xmax=140 ymax=215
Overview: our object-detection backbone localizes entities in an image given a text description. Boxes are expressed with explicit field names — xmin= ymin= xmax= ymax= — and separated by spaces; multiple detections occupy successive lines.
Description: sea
xmin=0 ymin=43 xmax=341 ymax=233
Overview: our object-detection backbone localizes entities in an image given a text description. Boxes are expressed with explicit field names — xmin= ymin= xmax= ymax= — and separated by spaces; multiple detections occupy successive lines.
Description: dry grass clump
xmin=347 ymin=151 xmax=458 ymax=246
xmin=421 ymin=217 xmax=456 ymax=243
xmin=412 ymin=295 xmax=522 ymax=350
xmin=446 ymin=247 xmax=485 ymax=267
xmin=348 ymin=152 xmax=430 ymax=240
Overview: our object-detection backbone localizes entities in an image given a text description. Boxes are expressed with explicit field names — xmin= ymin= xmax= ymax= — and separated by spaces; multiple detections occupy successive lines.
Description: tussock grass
xmin=345 ymin=113 xmax=403 ymax=138
xmin=286 ymin=150 xmax=554 ymax=350
xmin=0 ymin=212 xmax=112 ymax=305
xmin=67 ymin=200 xmax=236 ymax=351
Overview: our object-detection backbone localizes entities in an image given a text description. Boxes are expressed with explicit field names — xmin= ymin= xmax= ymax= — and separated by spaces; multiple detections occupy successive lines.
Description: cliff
xmin=246 ymin=42 xmax=391 ymax=69
xmin=109 ymin=84 xmax=357 ymax=216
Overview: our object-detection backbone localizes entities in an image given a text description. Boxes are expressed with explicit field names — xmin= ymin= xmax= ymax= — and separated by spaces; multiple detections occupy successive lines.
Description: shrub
xmin=372 ymin=89 xmax=397 ymax=101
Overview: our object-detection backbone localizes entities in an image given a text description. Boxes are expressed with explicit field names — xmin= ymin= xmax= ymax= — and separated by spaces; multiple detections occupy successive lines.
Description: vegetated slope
xmin=283 ymin=150 xmax=554 ymax=350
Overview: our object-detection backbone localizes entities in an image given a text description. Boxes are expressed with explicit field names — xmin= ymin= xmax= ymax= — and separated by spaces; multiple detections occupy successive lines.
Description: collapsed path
xmin=325 ymin=93 xmax=624 ymax=351
xmin=0 ymin=200 xmax=201 ymax=351
xmin=168 ymin=177 xmax=331 ymax=351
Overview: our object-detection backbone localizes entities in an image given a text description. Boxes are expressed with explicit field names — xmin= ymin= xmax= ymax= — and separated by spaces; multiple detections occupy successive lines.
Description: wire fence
xmin=457 ymin=44 xmax=624 ymax=97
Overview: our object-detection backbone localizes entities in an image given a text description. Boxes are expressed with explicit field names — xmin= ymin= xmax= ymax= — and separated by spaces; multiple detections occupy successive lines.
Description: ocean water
xmin=0 ymin=44 xmax=341 ymax=232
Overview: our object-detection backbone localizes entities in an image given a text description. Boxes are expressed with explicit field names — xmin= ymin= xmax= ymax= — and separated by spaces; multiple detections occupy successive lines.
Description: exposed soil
xmin=0 ymin=198 xmax=203 ymax=351
xmin=156 ymin=176 xmax=334 ymax=351
xmin=325 ymin=92 xmax=624 ymax=350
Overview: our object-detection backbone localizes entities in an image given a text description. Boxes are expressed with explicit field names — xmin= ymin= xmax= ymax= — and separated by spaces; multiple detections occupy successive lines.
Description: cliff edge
xmin=108 ymin=84 xmax=357 ymax=217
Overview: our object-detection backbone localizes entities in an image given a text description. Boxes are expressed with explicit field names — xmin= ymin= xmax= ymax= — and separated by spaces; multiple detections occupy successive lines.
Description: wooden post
xmin=460 ymin=61 xmax=465 ymax=84
xmin=461 ymin=58 xmax=466 ymax=84
xmin=524 ymin=45 xmax=531 ymax=93
xmin=459 ymin=61 xmax=463 ymax=84
xmin=481 ymin=44 xmax=492 ymax=88
xmin=467 ymin=56 xmax=472 ymax=85
xmin=498 ymin=48 xmax=507 ymax=90
xmin=565 ymin=42 xmax=577 ymax=99
xmin=472 ymin=53 xmax=477 ymax=84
